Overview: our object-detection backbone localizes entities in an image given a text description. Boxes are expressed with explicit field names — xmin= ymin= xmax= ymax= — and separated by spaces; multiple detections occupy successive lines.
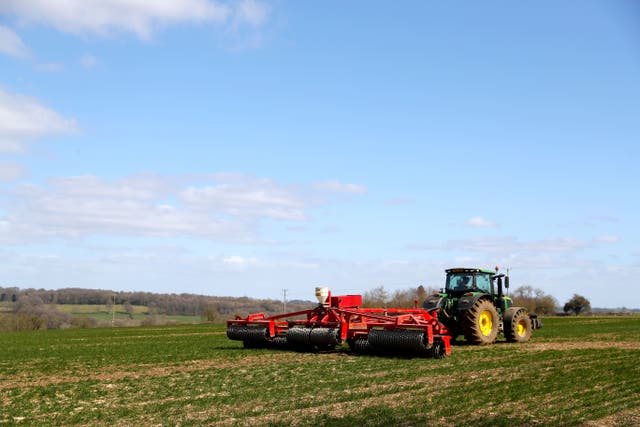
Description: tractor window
xmin=447 ymin=274 xmax=474 ymax=291
xmin=476 ymin=274 xmax=491 ymax=293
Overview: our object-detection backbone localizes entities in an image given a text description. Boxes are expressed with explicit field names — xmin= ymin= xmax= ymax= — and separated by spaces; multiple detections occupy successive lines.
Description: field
xmin=50 ymin=304 xmax=202 ymax=324
xmin=1 ymin=317 xmax=639 ymax=426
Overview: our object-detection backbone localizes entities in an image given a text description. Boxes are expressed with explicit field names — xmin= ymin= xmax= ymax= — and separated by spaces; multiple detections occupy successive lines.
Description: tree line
xmin=0 ymin=284 xmax=594 ymax=332
xmin=361 ymin=284 xmax=591 ymax=317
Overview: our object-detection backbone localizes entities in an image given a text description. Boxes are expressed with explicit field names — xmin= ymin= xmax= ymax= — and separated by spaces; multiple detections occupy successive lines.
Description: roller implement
xmin=227 ymin=287 xmax=452 ymax=358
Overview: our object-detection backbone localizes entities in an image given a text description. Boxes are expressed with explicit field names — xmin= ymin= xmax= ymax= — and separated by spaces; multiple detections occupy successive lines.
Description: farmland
xmin=1 ymin=316 xmax=639 ymax=426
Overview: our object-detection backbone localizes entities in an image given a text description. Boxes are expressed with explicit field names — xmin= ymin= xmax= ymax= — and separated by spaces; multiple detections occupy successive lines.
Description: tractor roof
xmin=445 ymin=267 xmax=497 ymax=275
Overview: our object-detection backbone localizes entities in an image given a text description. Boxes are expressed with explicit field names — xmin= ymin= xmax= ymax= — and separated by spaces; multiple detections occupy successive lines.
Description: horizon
xmin=3 ymin=283 xmax=639 ymax=311
xmin=1 ymin=1 xmax=639 ymax=308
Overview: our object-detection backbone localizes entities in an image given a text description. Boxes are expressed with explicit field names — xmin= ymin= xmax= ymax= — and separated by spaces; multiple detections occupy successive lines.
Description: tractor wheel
xmin=505 ymin=308 xmax=532 ymax=343
xmin=462 ymin=299 xmax=499 ymax=345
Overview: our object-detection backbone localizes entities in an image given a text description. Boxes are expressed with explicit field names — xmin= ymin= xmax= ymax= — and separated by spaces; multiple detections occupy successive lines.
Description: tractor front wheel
xmin=462 ymin=299 xmax=499 ymax=345
xmin=504 ymin=308 xmax=532 ymax=343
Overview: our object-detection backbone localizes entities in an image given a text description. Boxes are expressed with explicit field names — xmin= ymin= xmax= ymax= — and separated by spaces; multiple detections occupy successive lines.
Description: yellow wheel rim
xmin=516 ymin=319 xmax=527 ymax=336
xmin=479 ymin=310 xmax=493 ymax=336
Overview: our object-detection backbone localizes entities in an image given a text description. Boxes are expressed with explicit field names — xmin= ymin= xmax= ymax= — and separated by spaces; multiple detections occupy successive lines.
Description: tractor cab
xmin=444 ymin=268 xmax=494 ymax=295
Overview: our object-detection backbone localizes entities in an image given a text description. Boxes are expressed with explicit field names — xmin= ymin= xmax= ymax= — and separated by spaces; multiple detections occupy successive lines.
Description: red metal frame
xmin=227 ymin=292 xmax=451 ymax=356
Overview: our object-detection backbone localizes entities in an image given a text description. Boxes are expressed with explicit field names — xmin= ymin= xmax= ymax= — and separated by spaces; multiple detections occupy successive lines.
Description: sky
xmin=0 ymin=1 xmax=639 ymax=308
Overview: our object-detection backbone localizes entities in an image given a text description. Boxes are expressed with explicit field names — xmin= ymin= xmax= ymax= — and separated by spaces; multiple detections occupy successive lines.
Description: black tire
xmin=462 ymin=299 xmax=499 ymax=345
xmin=504 ymin=308 xmax=532 ymax=343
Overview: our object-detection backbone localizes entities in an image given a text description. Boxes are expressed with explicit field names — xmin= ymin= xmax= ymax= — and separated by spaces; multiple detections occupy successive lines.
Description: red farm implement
xmin=227 ymin=287 xmax=452 ymax=358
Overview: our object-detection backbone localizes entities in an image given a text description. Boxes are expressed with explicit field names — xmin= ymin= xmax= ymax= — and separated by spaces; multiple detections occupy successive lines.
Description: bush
xmin=71 ymin=316 xmax=96 ymax=328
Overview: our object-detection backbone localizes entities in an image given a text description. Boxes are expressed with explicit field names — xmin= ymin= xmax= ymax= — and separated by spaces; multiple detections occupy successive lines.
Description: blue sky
xmin=1 ymin=1 xmax=639 ymax=308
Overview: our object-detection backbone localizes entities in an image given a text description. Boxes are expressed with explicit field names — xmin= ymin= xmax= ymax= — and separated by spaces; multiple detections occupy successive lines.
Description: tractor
xmin=423 ymin=267 xmax=542 ymax=345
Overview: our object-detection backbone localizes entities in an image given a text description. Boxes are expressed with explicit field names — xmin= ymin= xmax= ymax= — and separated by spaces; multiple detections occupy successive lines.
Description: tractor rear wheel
xmin=462 ymin=299 xmax=499 ymax=345
xmin=505 ymin=308 xmax=532 ymax=343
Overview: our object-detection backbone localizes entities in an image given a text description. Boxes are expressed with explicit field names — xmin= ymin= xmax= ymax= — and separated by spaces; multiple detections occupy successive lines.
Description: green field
xmin=49 ymin=304 xmax=202 ymax=324
xmin=1 ymin=317 xmax=639 ymax=426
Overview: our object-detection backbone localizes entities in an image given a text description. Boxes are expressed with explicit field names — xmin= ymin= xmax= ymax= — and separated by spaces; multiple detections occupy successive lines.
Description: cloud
xmin=36 ymin=62 xmax=65 ymax=73
xmin=587 ymin=215 xmax=618 ymax=224
xmin=313 ymin=180 xmax=366 ymax=194
xmin=408 ymin=236 xmax=589 ymax=254
xmin=1 ymin=174 xmax=249 ymax=243
xmin=0 ymin=88 xmax=77 ymax=153
xmin=0 ymin=24 xmax=29 ymax=58
xmin=222 ymin=255 xmax=259 ymax=270
xmin=181 ymin=175 xmax=307 ymax=221
xmin=594 ymin=235 xmax=619 ymax=244
xmin=465 ymin=216 xmax=497 ymax=228
xmin=0 ymin=173 xmax=365 ymax=244
xmin=0 ymin=0 xmax=268 ymax=40
xmin=0 ymin=162 xmax=25 ymax=182
xmin=385 ymin=197 xmax=414 ymax=206
xmin=233 ymin=0 xmax=269 ymax=28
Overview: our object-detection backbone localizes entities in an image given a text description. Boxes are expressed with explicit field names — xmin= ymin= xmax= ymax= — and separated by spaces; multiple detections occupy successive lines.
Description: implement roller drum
xmin=227 ymin=325 xmax=270 ymax=344
xmin=350 ymin=337 xmax=373 ymax=354
xmin=309 ymin=327 xmax=340 ymax=347
xmin=270 ymin=336 xmax=289 ymax=349
xmin=368 ymin=329 xmax=432 ymax=353
xmin=286 ymin=327 xmax=313 ymax=346
xmin=286 ymin=327 xmax=340 ymax=347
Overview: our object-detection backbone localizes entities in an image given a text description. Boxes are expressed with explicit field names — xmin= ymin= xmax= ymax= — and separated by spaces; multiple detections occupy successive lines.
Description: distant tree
xmin=363 ymin=286 xmax=389 ymax=308
xmin=389 ymin=289 xmax=416 ymax=308
xmin=123 ymin=301 xmax=134 ymax=319
xmin=512 ymin=286 xmax=558 ymax=315
xmin=563 ymin=294 xmax=591 ymax=315
xmin=202 ymin=305 xmax=220 ymax=322
xmin=106 ymin=295 xmax=114 ymax=312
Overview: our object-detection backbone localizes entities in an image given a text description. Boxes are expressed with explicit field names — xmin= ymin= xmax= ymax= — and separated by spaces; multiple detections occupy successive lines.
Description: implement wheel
xmin=462 ymin=299 xmax=499 ymax=345
xmin=504 ymin=308 xmax=532 ymax=343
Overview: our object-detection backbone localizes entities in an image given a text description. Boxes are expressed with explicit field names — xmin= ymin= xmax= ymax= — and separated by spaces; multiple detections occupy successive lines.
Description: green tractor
xmin=423 ymin=267 xmax=542 ymax=345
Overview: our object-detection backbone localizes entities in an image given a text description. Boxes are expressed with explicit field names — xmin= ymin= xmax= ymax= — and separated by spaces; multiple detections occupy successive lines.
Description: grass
xmin=0 ymin=316 xmax=639 ymax=426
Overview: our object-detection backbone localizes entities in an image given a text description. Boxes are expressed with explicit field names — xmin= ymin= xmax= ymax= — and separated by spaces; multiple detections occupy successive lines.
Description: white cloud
xmin=0 ymin=173 xmax=364 ymax=244
xmin=408 ymin=236 xmax=589 ymax=254
xmin=0 ymin=162 xmax=25 ymax=182
xmin=313 ymin=180 xmax=366 ymax=194
xmin=587 ymin=215 xmax=618 ymax=224
xmin=233 ymin=0 xmax=269 ymax=28
xmin=594 ymin=235 xmax=619 ymax=244
xmin=2 ymin=175 xmax=248 ymax=243
xmin=36 ymin=62 xmax=65 ymax=73
xmin=222 ymin=255 xmax=259 ymax=270
xmin=386 ymin=197 xmax=413 ymax=206
xmin=0 ymin=0 xmax=269 ymax=40
xmin=465 ymin=216 xmax=497 ymax=228
xmin=182 ymin=176 xmax=307 ymax=221
xmin=0 ymin=24 xmax=28 ymax=58
xmin=0 ymin=88 xmax=77 ymax=153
